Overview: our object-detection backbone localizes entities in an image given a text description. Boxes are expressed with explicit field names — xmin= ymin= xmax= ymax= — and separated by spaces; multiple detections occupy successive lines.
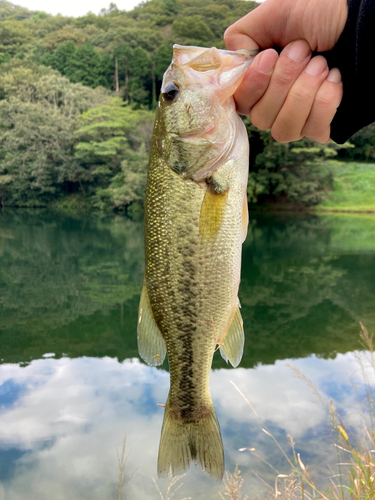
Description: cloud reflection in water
xmin=0 ymin=353 xmax=368 ymax=499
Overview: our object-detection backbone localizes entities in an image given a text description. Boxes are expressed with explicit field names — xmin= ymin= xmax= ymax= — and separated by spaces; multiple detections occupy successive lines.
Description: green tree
xmin=245 ymin=121 xmax=348 ymax=206
xmin=0 ymin=19 xmax=33 ymax=56
xmin=154 ymin=43 xmax=173 ymax=84
xmin=40 ymin=40 xmax=77 ymax=76
xmin=42 ymin=27 xmax=86 ymax=51
xmin=340 ymin=122 xmax=375 ymax=161
xmin=75 ymin=99 xmax=154 ymax=208
xmin=172 ymin=16 xmax=214 ymax=42
xmin=0 ymin=62 xmax=109 ymax=206
xmin=113 ymin=44 xmax=152 ymax=105
xmin=65 ymin=43 xmax=113 ymax=88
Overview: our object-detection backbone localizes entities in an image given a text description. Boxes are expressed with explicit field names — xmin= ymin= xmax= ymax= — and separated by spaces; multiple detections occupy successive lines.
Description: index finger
xmin=224 ymin=29 xmax=260 ymax=52
xmin=224 ymin=1 xmax=294 ymax=51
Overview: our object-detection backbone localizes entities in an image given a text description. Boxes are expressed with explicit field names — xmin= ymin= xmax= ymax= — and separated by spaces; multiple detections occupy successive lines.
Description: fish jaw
xmin=163 ymin=44 xmax=258 ymax=104
xmin=159 ymin=45 xmax=256 ymax=181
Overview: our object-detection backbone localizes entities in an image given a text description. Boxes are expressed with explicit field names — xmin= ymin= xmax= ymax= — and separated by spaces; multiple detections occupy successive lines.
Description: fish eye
xmin=163 ymin=82 xmax=180 ymax=102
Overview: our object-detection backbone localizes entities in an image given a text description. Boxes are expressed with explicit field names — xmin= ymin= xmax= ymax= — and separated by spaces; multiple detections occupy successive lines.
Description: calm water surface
xmin=0 ymin=210 xmax=375 ymax=499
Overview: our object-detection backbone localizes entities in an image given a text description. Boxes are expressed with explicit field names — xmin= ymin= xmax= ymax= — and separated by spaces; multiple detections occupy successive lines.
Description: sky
xmin=14 ymin=0 xmax=265 ymax=18
xmin=14 ymin=0 xmax=144 ymax=17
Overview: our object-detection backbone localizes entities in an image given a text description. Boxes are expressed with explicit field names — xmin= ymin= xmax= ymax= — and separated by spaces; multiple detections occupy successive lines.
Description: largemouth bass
xmin=137 ymin=44 xmax=256 ymax=480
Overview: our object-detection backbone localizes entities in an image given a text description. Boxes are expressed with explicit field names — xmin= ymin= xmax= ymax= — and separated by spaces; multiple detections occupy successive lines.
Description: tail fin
xmin=157 ymin=395 xmax=224 ymax=481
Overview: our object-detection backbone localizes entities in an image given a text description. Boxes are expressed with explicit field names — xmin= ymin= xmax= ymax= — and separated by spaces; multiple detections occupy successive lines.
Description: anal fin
xmin=219 ymin=302 xmax=244 ymax=368
xmin=137 ymin=281 xmax=167 ymax=367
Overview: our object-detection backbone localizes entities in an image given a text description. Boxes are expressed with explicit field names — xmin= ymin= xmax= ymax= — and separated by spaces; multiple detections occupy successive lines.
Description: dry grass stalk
xmin=274 ymin=473 xmax=299 ymax=500
xmin=116 ymin=434 xmax=139 ymax=500
xmin=219 ymin=465 xmax=248 ymax=500
xmin=230 ymin=382 xmax=330 ymax=499
xmin=152 ymin=474 xmax=192 ymax=500
xmin=285 ymin=363 xmax=327 ymax=409
xmin=117 ymin=434 xmax=127 ymax=500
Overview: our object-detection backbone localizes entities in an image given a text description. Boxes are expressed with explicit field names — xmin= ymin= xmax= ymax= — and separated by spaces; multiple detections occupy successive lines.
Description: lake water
xmin=1 ymin=210 xmax=375 ymax=499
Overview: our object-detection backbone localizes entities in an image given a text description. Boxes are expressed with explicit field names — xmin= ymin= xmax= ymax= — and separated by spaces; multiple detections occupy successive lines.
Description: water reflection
xmin=0 ymin=210 xmax=375 ymax=498
xmin=0 ymin=353 xmax=368 ymax=499
xmin=1 ymin=211 xmax=374 ymax=367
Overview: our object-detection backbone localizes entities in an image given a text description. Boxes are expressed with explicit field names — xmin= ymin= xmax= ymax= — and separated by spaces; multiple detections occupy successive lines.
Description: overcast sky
xmin=15 ymin=0 xmax=264 ymax=18
xmin=14 ymin=0 xmax=143 ymax=17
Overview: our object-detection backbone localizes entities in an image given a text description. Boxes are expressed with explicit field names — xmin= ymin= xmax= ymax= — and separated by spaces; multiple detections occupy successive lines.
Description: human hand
xmin=224 ymin=0 xmax=348 ymax=143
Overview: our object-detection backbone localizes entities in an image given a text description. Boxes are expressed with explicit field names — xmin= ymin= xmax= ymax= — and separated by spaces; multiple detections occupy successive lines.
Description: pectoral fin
xmin=219 ymin=303 xmax=244 ymax=368
xmin=199 ymin=187 xmax=228 ymax=241
xmin=137 ymin=282 xmax=167 ymax=367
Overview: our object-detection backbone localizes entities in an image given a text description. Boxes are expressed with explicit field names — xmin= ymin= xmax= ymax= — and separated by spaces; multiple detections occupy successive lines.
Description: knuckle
xmin=271 ymin=124 xmax=300 ymax=143
xmin=314 ymin=84 xmax=341 ymax=111
xmin=271 ymin=65 xmax=299 ymax=91
xmin=288 ymin=86 xmax=313 ymax=108
xmin=305 ymin=131 xmax=330 ymax=143
xmin=223 ymin=28 xmax=233 ymax=45
xmin=249 ymin=107 xmax=272 ymax=131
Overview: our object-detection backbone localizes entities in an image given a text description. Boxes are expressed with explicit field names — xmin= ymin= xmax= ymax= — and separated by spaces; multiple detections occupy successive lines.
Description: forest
xmin=0 ymin=0 xmax=373 ymax=211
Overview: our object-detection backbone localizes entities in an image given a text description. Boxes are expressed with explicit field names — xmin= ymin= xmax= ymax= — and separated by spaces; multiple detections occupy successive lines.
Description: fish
xmin=137 ymin=44 xmax=256 ymax=481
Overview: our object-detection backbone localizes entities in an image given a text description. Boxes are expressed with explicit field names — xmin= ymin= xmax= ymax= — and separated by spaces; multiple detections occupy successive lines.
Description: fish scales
xmin=138 ymin=44 xmax=256 ymax=481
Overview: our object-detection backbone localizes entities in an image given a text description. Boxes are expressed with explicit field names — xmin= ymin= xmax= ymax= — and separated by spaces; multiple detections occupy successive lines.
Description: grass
xmin=316 ymin=162 xmax=375 ymax=212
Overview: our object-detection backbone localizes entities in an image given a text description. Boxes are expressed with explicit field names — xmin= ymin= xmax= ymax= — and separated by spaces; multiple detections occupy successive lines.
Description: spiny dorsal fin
xmin=137 ymin=282 xmax=167 ymax=367
xmin=219 ymin=303 xmax=244 ymax=368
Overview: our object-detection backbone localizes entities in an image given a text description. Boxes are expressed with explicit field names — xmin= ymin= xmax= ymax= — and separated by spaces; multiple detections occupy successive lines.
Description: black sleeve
xmin=324 ymin=0 xmax=375 ymax=144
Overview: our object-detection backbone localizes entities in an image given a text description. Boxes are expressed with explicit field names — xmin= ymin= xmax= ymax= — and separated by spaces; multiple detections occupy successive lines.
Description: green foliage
xmin=42 ymin=27 xmax=87 ymax=51
xmin=154 ymin=44 xmax=173 ymax=81
xmin=0 ymin=62 xmax=109 ymax=206
xmin=318 ymin=162 xmax=375 ymax=212
xmin=0 ymin=0 xmax=372 ymax=210
xmin=340 ymin=122 xmax=375 ymax=162
xmin=40 ymin=40 xmax=76 ymax=75
xmin=65 ymin=43 xmax=113 ymax=88
xmin=0 ymin=19 xmax=32 ymax=55
xmin=172 ymin=16 xmax=214 ymax=42
xmin=244 ymin=120 xmax=350 ymax=206
xmin=75 ymin=99 xmax=154 ymax=209
xmin=41 ymin=41 xmax=113 ymax=88
xmin=113 ymin=44 xmax=152 ymax=105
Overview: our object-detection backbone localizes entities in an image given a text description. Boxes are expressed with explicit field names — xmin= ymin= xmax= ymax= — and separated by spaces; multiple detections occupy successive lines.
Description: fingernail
xmin=327 ymin=68 xmax=342 ymax=83
xmin=258 ymin=51 xmax=275 ymax=74
xmin=286 ymin=40 xmax=310 ymax=62
xmin=304 ymin=56 xmax=327 ymax=76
